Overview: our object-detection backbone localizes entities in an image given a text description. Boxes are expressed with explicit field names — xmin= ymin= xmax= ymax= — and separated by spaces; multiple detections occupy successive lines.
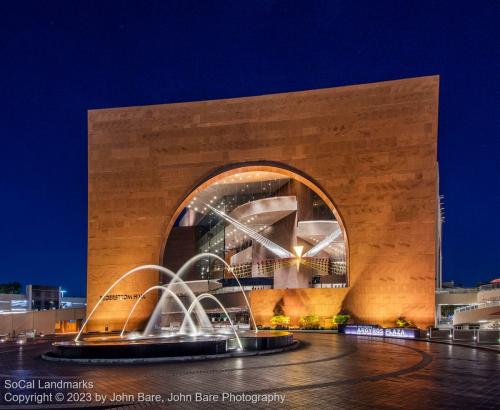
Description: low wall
xmin=0 ymin=308 xmax=85 ymax=335
xmin=250 ymin=288 xmax=349 ymax=327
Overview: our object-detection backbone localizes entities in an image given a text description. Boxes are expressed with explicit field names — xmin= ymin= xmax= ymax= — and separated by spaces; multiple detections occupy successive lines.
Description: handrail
xmin=479 ymin=283 xmax=500 ymax=290
xmin=454 ymin=300 xmax=500 ymax=313
xmin=435 ymin=288 xmax=478 ymax=294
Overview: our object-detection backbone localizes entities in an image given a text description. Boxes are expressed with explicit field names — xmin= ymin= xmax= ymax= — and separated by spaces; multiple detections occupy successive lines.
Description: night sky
xmin=0 ymin=1 xmax=498 ymax=296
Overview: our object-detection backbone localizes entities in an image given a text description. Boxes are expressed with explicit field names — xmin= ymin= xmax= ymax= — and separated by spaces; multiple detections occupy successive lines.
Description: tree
xmin=0 ymin=282 xmax=21 ymax=294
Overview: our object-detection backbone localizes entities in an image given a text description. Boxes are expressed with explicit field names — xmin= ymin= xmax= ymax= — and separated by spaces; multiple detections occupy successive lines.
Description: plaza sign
xmin=344 ymin=325 xmax=383 ymax=336
xmin=384 ymin=328 xmax=419 ymax=338
xmin=343 ymin=325 xmax=419 ymax=339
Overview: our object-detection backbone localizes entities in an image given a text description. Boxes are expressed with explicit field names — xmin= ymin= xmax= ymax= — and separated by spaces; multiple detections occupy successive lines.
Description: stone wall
xmin=87 ymin=76 xmax=439 ymax=331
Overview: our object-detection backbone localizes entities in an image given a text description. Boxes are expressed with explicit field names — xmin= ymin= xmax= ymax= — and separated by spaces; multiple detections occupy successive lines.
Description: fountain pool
xmin=43 ymin=254 xmax=295 ymax=363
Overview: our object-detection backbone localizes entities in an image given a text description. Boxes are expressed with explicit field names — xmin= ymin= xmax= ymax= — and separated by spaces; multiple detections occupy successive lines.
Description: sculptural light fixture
xmin=302 ymin=226 xmax=341 ymax=257
xmin=293 ymin=245 xmax=304 ymax=270
xmin=293 ymin=245 xmax=304 ymax=258
xmin=206 ymin=203 xmax=294 ymax=259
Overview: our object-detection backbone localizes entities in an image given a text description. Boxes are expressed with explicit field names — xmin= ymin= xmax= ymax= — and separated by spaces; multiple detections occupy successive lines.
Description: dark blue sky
xmin=0 ymin=1 xmax=498 ymax=295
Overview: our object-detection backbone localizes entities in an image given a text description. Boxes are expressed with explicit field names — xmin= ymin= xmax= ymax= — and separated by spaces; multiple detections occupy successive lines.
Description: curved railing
xmin=454 ymin=300 xmax=500 ymax=313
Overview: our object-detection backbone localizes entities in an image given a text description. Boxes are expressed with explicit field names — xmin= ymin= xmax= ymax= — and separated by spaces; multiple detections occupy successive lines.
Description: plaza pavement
xmin=0 ymin=333 xmax=498 ymax=409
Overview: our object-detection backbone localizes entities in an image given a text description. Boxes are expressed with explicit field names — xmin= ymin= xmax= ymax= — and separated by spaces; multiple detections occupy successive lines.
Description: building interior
xmin=163 ymin=171 xmax=348 ymax=290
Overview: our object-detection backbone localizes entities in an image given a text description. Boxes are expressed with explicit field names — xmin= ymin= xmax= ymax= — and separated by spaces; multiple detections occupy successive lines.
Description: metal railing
xmin=213 ymin=285 xmax=272 ymax=294
xmin=479 ymin=282 xmax=500 ymax=290
xmin=427 ymin=328 xmax=499 ymax=344
xmin=435 ymin=288 xmax=478 ymax=294
xmin=454 ymin=300 xmax=500 ymax=313
xmin=312 ymin=283 xmax=347 ymax=289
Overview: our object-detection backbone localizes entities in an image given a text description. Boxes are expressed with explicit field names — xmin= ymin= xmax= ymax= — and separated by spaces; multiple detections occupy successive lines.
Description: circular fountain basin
xmin=48 ymin=334 xmax=230 ymax=359
xmin=231 ymin=330 xmax=294 ymax=351
xmin=43 ymin=331 xmax=295 ymax=363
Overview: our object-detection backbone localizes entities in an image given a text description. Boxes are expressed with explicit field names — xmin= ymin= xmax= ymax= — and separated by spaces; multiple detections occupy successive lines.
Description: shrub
xmin=299 ymin=314 xmax=320 ymax=330
xmin=270 ymin=315 xmax=290 ymax=329
xmin=395 ymin=316 xmax=416 ymax=328
xmin=0 ymin=282 xmax=21 ymax=294
xmin=334 ymin=314 xmax=350 ymax=325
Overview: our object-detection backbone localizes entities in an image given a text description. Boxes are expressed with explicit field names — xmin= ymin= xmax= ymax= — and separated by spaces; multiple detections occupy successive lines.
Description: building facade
xmin=436 ymin=281 xmax=500 ymax=329
xmin=87 ymin=76 xmax=439 ymax=331
xmin=0 ymin=287 xmax=86 ymax=336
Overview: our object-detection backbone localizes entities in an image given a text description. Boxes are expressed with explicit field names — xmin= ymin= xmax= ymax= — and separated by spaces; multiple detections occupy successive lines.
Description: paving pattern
xmin=0 ymin=333 xmax=498 ymax=409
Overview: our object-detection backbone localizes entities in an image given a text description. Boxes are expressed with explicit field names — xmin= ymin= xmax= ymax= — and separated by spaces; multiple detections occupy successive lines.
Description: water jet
xmin=45 ymin=254 xmax=293 ymax=362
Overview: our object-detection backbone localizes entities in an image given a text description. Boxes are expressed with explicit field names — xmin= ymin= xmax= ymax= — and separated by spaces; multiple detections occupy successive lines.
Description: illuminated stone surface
xmin=87 ymin=76 xmax=439 ymax=331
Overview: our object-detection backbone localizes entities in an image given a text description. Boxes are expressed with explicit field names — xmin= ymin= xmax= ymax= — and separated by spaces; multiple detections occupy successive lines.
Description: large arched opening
xmin=159 ymin=165 xmax=349 ymax=327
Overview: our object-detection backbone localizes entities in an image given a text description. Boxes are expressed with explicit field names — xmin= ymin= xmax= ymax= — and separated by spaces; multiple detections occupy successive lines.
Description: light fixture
xmin=205 ymin=203 xmax=293 ymax=258
xmin=293 ymin=246 xmax=304 ymax=258
xmin=303 ymin=226 xmax=341 ymax=257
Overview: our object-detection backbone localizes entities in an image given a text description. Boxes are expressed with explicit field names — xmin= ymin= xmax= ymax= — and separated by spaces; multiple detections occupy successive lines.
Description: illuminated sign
xmin=384 ymin=328 xmax=419 ymax=338
xmin=343 ymin=325 xmax=419 ymax=339
xmin=344 ymin=325 xmax=383 ymax=336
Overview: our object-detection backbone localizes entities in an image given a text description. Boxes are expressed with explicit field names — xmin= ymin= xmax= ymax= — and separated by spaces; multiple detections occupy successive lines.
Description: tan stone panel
xmin=87 ymin=76 xmax=439 ymax=331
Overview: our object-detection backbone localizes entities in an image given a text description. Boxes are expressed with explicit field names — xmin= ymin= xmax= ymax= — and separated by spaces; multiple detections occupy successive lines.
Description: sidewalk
xmin=417 ymin=337 xmax=500 ymax=352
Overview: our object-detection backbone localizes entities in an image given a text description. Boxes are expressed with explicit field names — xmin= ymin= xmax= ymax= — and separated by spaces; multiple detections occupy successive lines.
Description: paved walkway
xmin=422 ymin=338 xmax=500 ymax=352
xmin=0 ymin=334 xmax=498 ymax=409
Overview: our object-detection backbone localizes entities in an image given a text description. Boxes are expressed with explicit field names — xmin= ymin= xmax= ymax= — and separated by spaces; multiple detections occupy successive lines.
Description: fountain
xmin=43 ymin=253 xmax=294 ymax=363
